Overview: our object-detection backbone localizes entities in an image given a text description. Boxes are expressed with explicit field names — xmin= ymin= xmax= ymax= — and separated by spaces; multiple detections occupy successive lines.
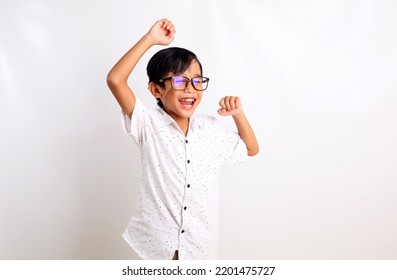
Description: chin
xmin=180 ymin=110 xmax=195 ymax=119
xmin=164 ymin=100 xmax=200 ymax=120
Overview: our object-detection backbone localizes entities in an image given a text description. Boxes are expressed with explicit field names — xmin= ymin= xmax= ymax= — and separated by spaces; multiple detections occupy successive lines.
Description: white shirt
xmin=121 ymin=98 xmax=248 ymax=260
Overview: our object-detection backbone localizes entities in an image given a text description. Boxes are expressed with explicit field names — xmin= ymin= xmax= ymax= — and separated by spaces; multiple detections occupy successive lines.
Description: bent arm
xmin=218 ymin=96 xmax=259 ymax=156
xmin=106 ymin=19 xmax=175 ymax=119
xmin=106 ymin=34 xmax=155 ymax=119
xmin=233 ymin=112 xmax=259 ymax=156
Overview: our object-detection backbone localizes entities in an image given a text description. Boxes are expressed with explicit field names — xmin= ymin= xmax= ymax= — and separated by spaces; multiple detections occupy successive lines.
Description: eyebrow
xmin=174 ymin=69 xmax=202 ymax=78
xmin=173 ymin=73 xmax=202 ymax=78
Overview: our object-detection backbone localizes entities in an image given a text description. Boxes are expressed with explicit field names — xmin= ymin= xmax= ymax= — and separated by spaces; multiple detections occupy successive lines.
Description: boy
xmin=107 ymin=19 xmax=259 ymax=260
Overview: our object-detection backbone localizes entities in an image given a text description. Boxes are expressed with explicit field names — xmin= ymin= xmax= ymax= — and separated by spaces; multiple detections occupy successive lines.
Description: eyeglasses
xmin=159 ymin=76 xmax=210 ymax=91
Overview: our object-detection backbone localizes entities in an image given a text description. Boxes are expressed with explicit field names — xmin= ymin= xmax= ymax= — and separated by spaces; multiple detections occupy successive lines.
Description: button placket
xmin=180 ymin=137 xmax=191 ymax=241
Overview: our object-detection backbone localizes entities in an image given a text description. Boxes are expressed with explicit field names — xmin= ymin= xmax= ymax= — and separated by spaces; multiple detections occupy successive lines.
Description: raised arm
xmin=218 ymin=96 xmax=259 ymax=156
xmin=106 ymin=19 xmax=176 ymax=118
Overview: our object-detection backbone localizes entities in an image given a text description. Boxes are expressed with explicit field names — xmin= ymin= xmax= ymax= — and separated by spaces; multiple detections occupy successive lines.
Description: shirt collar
xmin=156 ymin=105 xmax=202 ymax=132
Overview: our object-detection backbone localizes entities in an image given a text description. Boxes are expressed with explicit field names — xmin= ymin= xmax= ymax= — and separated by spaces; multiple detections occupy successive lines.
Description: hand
xmin=147 ymin=18 xmax=176 ymax=46
xmin=218 ymin=96 xmax=243 ymax=116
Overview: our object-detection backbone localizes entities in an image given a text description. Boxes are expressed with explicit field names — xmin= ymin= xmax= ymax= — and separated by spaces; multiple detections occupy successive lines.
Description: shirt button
xmin=187 ymin=184 xmax=191 ymax=188
xmin=185 ymin=140 xmax=189 ymax=144
xmin=187 ymin=160 xmax=190 ymax=164
xmin=181 ymin=230 xmax=185 ymax=233
xmin=184 ymin=206 xmax=187 ymax=210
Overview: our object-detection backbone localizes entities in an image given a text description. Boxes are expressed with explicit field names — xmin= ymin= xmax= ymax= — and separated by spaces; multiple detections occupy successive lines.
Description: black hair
xmin=147 ymin=47 xmax=203 ymax=108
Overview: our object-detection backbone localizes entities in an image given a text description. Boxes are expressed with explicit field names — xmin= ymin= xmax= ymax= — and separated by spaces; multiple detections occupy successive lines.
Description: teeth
xmin=180 ymin=98 xmax=195 ymax=102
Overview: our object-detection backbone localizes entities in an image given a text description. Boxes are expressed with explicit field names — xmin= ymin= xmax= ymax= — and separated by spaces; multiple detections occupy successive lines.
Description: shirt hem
xmin=122 ymin=232 xmax=149 ymax=260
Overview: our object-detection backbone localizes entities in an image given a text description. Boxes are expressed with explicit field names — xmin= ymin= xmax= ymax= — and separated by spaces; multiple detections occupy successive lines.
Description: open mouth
xmin=178 ymin=98 xmax=196 ymax=108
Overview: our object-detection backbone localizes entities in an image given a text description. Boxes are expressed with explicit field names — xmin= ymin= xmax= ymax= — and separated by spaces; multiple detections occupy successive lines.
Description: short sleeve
xmin=121 ymin=98 xmax=147 ymax=147
xmin=205 ymin=116 xmax=248 ymax=167
xmin=221 ymin=130 xmax=249 ymax=167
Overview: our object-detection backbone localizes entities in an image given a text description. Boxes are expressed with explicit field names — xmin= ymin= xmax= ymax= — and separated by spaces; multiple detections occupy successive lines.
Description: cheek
xmin=197 ymin=94 xmax=203 ymax=102
xmin=161 ymin=90 xmax=178 ymax=103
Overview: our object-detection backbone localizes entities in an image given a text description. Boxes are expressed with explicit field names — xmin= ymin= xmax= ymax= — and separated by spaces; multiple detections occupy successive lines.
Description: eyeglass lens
xmin=172 ymin=76 xmax=208 ymax=91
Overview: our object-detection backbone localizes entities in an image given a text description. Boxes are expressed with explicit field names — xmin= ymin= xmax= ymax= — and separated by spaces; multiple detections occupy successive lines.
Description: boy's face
xmin=155 ymin=60 xmax=203 ymax=122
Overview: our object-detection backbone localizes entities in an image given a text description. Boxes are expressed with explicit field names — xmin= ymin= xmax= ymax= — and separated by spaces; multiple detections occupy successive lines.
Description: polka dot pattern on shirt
xmin=121 ymin=98 xmax=248 ymax=260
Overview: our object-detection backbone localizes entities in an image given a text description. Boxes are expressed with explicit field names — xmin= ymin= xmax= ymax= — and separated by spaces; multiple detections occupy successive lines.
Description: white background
xmin=1 ymin=0 xmax=396 ymax=259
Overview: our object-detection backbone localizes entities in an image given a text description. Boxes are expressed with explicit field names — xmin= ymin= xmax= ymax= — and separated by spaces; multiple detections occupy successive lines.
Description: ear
xmin=148 ymin=82 xmax=163 ymax=99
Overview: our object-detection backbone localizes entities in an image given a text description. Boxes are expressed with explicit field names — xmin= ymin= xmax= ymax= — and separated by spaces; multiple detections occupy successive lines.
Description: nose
xmin=184 ymin=79 xmax=196 ymax=93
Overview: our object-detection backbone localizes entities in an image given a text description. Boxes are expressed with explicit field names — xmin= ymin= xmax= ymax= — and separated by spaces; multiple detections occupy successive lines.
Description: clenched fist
xmin=218 ymin=96 xmax=243 ymax=116
xmin=147 ymin=18 xmax=176 ymax=46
